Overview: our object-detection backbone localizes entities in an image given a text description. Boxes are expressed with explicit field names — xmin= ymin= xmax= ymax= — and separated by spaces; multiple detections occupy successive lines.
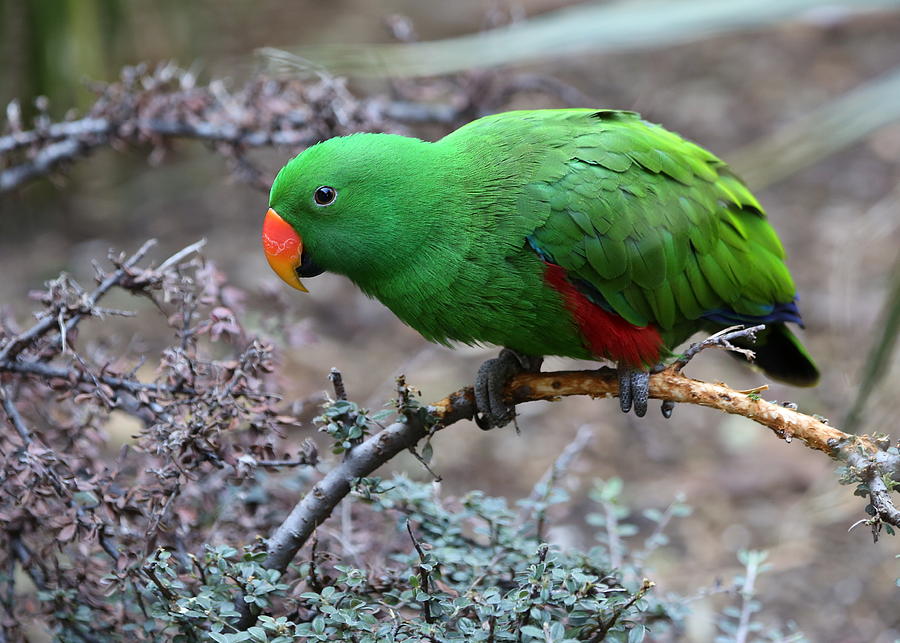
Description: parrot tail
xmin=728 ymin=323 xmax=820 ymax=387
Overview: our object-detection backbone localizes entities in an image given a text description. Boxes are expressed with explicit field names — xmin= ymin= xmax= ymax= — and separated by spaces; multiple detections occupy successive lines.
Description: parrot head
xmin=262 ymin=133 xmax=438 ymax=292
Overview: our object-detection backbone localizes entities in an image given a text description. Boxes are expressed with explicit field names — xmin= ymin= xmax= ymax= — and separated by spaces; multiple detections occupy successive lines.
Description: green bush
xmin=130 ymin=475 xmax=805 ymax=642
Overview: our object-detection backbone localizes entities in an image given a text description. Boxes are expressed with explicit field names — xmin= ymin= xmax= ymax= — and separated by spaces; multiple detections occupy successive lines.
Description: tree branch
xmin=237 ymin=363 xmax=900 ymax=628
xmin=0 ymin=239 xmax=157 ymax=362
xmin=0 ymin=384 xmax=32 ymax=445
xmin=0 ymin=63 xmax=472 ymax=194
xmin=0 ymin=359 xmax=194 ymax=396
xmin=0 ymin=239 xmax=212 ymax=420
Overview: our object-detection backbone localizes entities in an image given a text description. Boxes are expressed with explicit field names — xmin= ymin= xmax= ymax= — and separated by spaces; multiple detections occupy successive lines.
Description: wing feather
xmin=528 ymin=110 xmax=797 ymax=332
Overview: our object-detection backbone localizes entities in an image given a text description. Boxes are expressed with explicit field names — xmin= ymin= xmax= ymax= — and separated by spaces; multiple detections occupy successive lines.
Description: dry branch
xmin=0 ymin=63 xmax=445 ymax=193
xmin=238 ymin=360 xmax=900 ymax=628
xmin=1 ymin=62 xmax=584 ymax=195
xmin=494 ymin=368 xmax=858 ymax=456
xmin=0 ymin=239 xmax=157 ymax=363
xmin=0 ymin=238 xmax=297 ymax=635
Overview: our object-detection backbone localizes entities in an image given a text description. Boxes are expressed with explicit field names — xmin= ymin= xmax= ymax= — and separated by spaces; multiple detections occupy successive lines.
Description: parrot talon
xmin=618 ymin=368 xmax=633 ymax=413
xmin=474 ymin=348 xmax=542 ymax=430
xmin=617 ymin=367 xmax=649 ymax=417
xmin=661 ymin=399 xmax=675 ymax=418
xmin=651 ymin=362 xmax=675 ymax=418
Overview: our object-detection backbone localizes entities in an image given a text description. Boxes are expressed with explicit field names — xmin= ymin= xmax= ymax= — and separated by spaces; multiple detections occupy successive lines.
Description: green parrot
xmin=261 ymin=109 xmax=818 ymax=427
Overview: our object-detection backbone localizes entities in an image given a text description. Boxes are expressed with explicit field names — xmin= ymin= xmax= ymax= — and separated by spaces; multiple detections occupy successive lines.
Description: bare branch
xmin=237 ymin=362 xmax=899 ymax=628
xmin=0 ymin=239 xmax=157 ymax=362
xmin=602 ymin=496 xmax=624 ymax=572
xmin=0 ymin=384 xmax=32 ymax=446
xmin=0 ymin=117 xmax=110 ymax=154
xmin=0 ymin=63 xmax=472 ymax=194
xmin=671 ymin=324 xmax=763 ymax=371
xmin=0 ymin=359 xmax=195 ymax=396
xmin=0 ymin=138 xmax=91 ymax=191
xmin=156 ymin=238 xmax=207 ymax=271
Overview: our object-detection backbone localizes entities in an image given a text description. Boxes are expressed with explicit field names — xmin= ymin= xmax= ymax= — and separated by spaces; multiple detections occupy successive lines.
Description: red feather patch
xmin=543 ymin=262 xmax=663 ymax=367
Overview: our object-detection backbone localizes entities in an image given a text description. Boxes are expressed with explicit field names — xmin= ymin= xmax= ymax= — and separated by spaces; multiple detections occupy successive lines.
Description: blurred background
xmin=2 ymin=1 xmax=900 ymax=640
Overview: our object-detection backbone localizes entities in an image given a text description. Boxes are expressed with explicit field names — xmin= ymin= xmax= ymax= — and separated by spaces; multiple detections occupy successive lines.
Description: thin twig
xmin=0 ymin=239 xmax=157 ymax=362
xmin=0 ymin=117 xmax=110 ymax=154
xmin=0 ymin=384 xmax=33 ymax=445
xmin=0 ymin=359 xmax=196 ymax=396
xmin=56 ymin=237 xmax=157 ymax=348
xmin=733 ymin=556 xmax=761 ymax=643
xmin=255 ymin=458 xmax=314 ymax=468
xmin=521 ymin=425 xmax=593 ymax=540
xmin=671 ymin=324 xmax=764 ymax=372
xmin=603 ymin=499 xmax=624 ymax=572
xmin=406 ymin=520 xmax=435 ymax=624
xmin=631 ymin=496 xmax=685 ymax=569
xmin=514 ymin=543 xmax=549 ymax=636
xmin=157 ymin=238 xmax=207 ymax=271
xmin=586 ymin=578 xmax=656 ymax=643
xmin=143 ymin=563 xmax=178 ymax=602
xmin=406 ymin=444 xmax=442 ymax=482
xmin=308 ymin=535 xmax=323 ymax=593
xmin=329 ymin=368 xmax=347 ymax=401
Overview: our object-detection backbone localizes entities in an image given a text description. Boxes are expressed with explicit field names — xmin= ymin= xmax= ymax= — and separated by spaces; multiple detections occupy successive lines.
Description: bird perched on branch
xmin=261 ymin=109 xmax=818 ymax=428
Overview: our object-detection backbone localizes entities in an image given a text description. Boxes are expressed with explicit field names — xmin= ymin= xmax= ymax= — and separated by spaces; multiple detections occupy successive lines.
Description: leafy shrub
xmin=130 ymin=475 xmax=802 ymax=642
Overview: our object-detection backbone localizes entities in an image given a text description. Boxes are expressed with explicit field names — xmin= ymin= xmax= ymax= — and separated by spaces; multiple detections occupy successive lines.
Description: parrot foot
xmin=618 ymin=363 xmax=674 ymax=418
xmin=617 ymin=367 xmax=650 ymax=417
xmin=474 ymin=348 xmax=543 ymax=430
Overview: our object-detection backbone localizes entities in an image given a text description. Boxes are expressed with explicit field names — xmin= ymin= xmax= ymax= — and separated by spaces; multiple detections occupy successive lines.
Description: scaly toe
xmin=474 ymin=357 xmax=500 ymax=429
xmin=618 ymin=368 xmax=633 ymax=413
xmin=631 ymin=371 xmax=649 ymax=417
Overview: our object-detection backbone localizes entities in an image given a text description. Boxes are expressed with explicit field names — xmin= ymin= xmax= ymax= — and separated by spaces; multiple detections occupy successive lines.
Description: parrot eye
xmin=313 ymin=186 xmax=337 ymax=206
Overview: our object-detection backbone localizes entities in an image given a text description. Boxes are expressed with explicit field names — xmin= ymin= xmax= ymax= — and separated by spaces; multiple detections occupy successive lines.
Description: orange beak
xmin=262 ymin=208 xmax=307 ymax=292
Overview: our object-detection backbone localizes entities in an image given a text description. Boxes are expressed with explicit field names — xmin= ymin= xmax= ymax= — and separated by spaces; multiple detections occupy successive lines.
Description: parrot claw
xmin=660 ymin=399 xmax=675 ymax=418
xmin=474 ymin=348 xmax=543 ymax=430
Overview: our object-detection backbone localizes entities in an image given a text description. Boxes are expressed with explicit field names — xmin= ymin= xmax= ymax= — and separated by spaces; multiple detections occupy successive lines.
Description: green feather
xmin=627 ymin=233 xmax=667 ymax=290
xmin=670 ymin=274 xmax=705 ymax=320
xmin=584 ymin=235 xmax=627 ymax=280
